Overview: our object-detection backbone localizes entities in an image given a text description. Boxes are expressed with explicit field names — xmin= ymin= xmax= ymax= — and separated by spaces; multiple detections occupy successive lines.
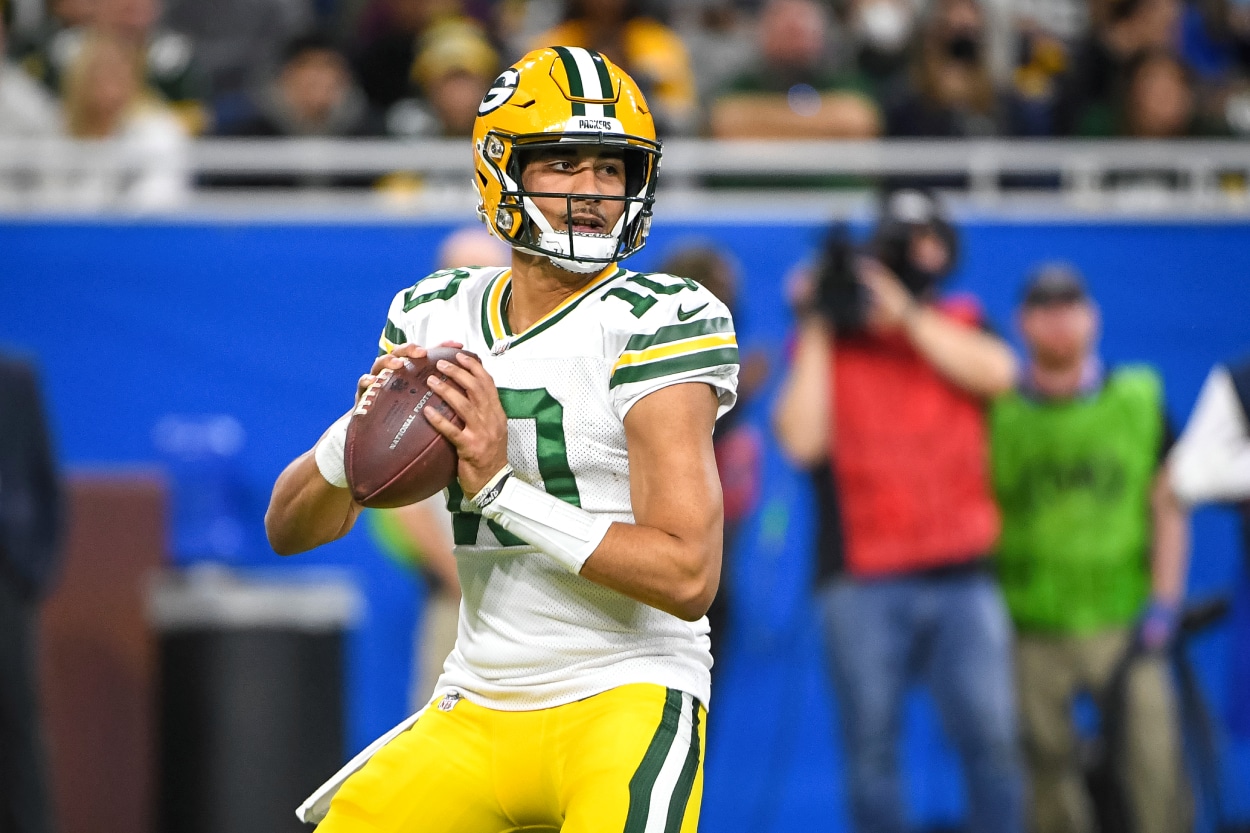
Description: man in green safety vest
xmin=989 ymin=264 xmax=1190 ymax=833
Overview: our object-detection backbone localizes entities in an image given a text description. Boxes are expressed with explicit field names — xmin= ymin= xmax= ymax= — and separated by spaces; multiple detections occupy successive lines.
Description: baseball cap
xmin=1021 ymin=263 xmax=1089 ymax=307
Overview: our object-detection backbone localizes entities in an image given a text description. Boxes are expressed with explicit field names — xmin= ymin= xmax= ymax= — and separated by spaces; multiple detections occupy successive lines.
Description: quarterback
xmin=265 ymin=47 xmax=739 ymax=832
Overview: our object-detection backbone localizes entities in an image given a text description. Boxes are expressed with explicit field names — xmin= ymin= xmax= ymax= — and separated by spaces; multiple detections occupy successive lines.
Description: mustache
xmin=563 ymin=208 xmax=607 ymax=229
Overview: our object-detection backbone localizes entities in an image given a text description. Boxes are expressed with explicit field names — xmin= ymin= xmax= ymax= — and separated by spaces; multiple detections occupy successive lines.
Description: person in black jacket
xmin=0 ymin=351 xmax=63 ymax=833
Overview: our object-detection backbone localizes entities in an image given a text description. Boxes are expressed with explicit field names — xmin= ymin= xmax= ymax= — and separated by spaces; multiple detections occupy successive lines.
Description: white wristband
xmin=314 ymin=412 xmax=352 ymax=489
xmin=481 ymin=476 xmax=613 ymax=574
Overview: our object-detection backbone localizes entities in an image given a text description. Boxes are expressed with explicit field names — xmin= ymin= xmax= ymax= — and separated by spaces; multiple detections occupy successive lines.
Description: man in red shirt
xmin=774 ymin=189 xmax=1024 ymax=833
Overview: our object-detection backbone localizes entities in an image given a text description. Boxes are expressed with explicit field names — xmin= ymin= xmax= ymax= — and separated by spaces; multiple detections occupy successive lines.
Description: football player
xmin=265 ymin=46 xmax=739 ymax=833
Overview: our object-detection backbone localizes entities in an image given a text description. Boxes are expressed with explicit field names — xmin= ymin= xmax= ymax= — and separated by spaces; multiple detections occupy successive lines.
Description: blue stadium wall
xmin=2 ymin=216 xmax=1248 ymax=831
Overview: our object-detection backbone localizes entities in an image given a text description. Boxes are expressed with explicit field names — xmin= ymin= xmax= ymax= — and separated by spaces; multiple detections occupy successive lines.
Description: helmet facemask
xmin=479 ymin=131 xmax=659 ymax=274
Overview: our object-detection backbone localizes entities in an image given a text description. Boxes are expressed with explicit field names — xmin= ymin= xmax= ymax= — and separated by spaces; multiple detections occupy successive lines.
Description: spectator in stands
xmin=53 ymin=30 xmax=190 ymax=209
xmin=161 ymin=0 xmax=313 ymax=131
xmin=773 ymin=189 xmax=1024 ymax=833
xmin=1010 ymin=0 xmax=1092 ymax=46
xmin=0 ymin=351 xmax=63 ymax=833
xmin=5 ymin=0 xmax=91 ymax=58
xmin=368 ymin=226 xmax=509 ymax=711
xmin=1010 ymin=23 xmax=1071 ymax=135
xmin=352 ymin=0 xmax=466 ymax=114
xmin=660 ymin=242 xmax=768 ymax=682
xmin=990 ymin=265 xmax=1190 ymax=833
xmin=1181 ymin=0 xmax=1250 ymax=96
xmin=845 ymin=0 xmax=919 ymax=97
xmin=1079 ymin=47 xmax=1227 ymax=135
xmin=18 ymin=0 xmax=207 ymax=134
xmin=532 ymin=0 xmax=698 ymax=134
xmin=232 ymin=33 xmax=381 ymax=138
xmin=710 ymin=0 xmax=880 ymax=139
xmin=385 ymin=18 xmax=498 ymax=137
xmin=0 ymin=0 xmax=62 ymax=203
xmin=668 ymin=0 xmax=757 ymax=105
xmin=1180 ymin=0 xmax=1250 ymax=134
xmin=1057 ymin=0 xmax=1181 ymax=133
xmin=885 ymin=0 xmax=1037 ymax=137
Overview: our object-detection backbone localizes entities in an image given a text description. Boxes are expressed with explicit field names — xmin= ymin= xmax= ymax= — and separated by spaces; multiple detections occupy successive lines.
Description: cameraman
xmin=773 ymin=190 xmax=1023 ymax=833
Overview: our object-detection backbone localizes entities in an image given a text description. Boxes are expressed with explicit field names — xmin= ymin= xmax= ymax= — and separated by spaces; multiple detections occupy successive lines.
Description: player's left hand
xmin=858 ymin=257 xmax=917 ymax=333
xmin=423 ymin=352 xmax=510 ymax=497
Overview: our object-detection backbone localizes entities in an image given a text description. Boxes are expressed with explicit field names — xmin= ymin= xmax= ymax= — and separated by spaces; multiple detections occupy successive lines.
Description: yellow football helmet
xmin=472 ymin=47 xmax=661 ymax=274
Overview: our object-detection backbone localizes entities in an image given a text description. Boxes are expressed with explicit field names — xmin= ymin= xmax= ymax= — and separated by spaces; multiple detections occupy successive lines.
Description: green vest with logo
xmin=990 ymin=366 xmax=1163 ymax=634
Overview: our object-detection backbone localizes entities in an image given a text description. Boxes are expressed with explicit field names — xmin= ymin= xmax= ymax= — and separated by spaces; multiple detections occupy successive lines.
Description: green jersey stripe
xmin=610 ymin=346 xmax=740 ymax=388
xmin=624 ymin=688 xmax=684 ymax=833
xmin=480 ymin=272 xmax=501 ymax=350
xmin=382 ymin=319 xmax=408 ymax=348
xmin=623 ymin=317 xmax=733 ymax=353
xmin=664 ymin=705 xmax=702 ymax=833
xmin=589 ymin=50 xmax=617 ymax=117
xmin=500 ymin=284 xmax=514 ymax=336
xmin=553 ymin=46 xmax=587 ymax=117
xmin=445 ymin=481 xmax=481 ymax=546
xmin=403 ymin=269 xmax=468 ymax=312
xmin=627 ymin=274 xmax=699 ymax=295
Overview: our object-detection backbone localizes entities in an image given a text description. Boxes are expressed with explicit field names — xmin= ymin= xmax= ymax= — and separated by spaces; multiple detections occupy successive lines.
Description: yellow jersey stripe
xmin=613 ymin=333 xmax=738 ymax=372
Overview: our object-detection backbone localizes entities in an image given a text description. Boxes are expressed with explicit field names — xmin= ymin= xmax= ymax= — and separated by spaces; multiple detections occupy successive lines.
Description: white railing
xmin=2 ymin=137 xmax=1248 ymax=214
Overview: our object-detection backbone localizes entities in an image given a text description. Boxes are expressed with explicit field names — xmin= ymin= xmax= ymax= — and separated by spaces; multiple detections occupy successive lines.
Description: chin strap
xmin=521 ymin=195 xmax=623 ymax=273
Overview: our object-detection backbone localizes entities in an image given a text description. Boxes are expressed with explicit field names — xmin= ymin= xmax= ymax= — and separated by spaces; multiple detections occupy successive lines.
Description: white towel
xmin=295 ymin=706 xmax=428 ymax=825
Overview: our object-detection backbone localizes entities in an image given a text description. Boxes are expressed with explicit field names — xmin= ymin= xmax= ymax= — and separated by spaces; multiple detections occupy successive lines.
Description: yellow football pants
xmin=317 ymin=683 xmax=706 ymax=833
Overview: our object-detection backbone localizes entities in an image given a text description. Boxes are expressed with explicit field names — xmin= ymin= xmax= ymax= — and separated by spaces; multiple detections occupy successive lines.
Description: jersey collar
xmin=481 ymin=265 xmax=623 ymax=352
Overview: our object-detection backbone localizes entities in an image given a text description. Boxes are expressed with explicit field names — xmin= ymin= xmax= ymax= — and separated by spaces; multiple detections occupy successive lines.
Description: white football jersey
xmin=378 ymin=264 xmax=739 ymax=711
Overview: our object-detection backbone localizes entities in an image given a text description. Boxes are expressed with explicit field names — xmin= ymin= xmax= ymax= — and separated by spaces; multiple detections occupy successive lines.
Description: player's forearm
xmin=265 ymin=451 xmax=362 ymax=555
xmin=579 ymin=520 xmax=722 ymax=622
xmin=903 ymin=307 xmax=1018 ymax=398
xmin=773 ymin=317 xmax=833 ymax=464
xmin=1149 ymin=467 xmax=1190 ymax=606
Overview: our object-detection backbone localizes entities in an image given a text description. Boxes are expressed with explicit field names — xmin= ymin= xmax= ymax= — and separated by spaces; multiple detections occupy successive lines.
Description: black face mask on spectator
xmin=945 ymin=32 xmax=982 ymax=64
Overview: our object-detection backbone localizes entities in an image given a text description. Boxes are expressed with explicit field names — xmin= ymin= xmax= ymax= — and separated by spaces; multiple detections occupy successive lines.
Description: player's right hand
xmin=355 ymin=341 xmax=465 ymax=407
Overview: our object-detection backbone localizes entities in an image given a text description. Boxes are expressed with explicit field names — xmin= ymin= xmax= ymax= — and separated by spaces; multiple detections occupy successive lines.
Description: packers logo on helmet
xmin=472 ymin=47 xmax=661 ymax=274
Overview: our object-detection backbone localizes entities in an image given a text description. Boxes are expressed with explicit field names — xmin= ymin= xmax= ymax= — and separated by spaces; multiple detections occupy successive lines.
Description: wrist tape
xmin=480 ymin=475 xmax=613 ymax=574
xmin=314 ymin=412 xmax=352 ymax=489
xmin=469 ymin=464 xmax=514 ymax=510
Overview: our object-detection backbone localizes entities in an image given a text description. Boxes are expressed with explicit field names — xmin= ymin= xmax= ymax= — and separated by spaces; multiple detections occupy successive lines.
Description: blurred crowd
xmin=4 ymin=0 xmax=1250 ymax=151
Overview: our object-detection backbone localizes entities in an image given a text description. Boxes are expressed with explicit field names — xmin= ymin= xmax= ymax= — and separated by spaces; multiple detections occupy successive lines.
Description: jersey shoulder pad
xmin=603 ymin=270 xmax=736 ymax=348
xmin=601 ymin=270 xmax=731 ymax=328
xmin=381 ymin=266 xmax=503 ymax=354
xmin=604 ymin=271 xmax=739 ymax=404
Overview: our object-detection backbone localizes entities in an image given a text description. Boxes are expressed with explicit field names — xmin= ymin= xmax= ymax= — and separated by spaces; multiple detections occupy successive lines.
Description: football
xmin=344 ymin=347 xmax=474 ymax=508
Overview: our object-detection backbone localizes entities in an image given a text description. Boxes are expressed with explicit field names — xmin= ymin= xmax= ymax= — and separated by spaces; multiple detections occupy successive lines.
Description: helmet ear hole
xmin=510 ymin=147 xmax=538 ymax=190
xmin=623 ymin=148 xmax=648 ymax=197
